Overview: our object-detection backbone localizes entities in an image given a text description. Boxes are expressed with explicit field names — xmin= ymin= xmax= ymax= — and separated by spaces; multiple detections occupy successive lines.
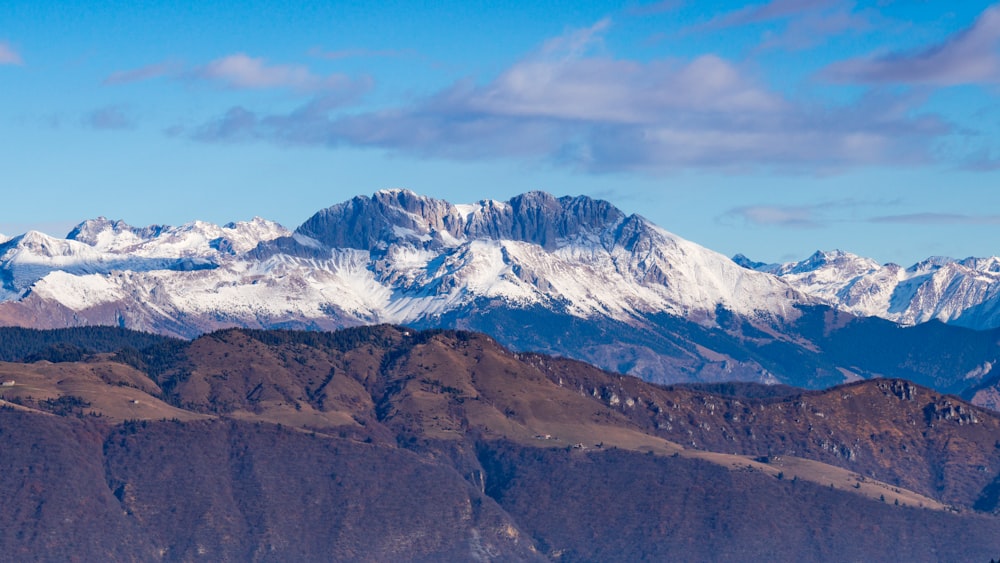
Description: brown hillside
xmin=2 ymin=325 xmax=1000 ymax=561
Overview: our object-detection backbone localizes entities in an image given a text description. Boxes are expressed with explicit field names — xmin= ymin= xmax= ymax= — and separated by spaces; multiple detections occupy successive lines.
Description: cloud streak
xmin=104 ymin=61 xmax=180 ymax=85
xmin=824 ymin=4 xmax=1000 ymax=85
xmin=83 ymin=106 xmax=136 ymax=130
xmin=308 ymin=47 xmax=414 ymax=60
xmin=191 ymin=53 xmax=351 ymax=92
xmin=703 ymin=0 xmax=841 ymax=29
xmin=722 ymin=204 xmax=826 ymax=228
xmin=106 ymin=54 xmax=370 ymax=95
xmin=720 ymin=199 xmax=900 ymax=228
xmin=691 ymin=0 xmax=873 ymax=51
xmin=0 ymin=41 xmax=23 ymax=65
xmin=869 ymin=213 xmax=1000 ymax=225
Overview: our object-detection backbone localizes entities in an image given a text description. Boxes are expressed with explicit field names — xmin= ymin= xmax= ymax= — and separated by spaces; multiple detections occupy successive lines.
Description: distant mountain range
xmin=2 ymin=190 xmax=999 ymax=403
xmin=734 ymin=249 xmax=1000 ymax=330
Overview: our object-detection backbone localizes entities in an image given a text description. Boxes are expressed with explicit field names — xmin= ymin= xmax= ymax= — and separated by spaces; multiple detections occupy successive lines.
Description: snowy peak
xmin=960 ymin=256 xmax=1000 ymax=274
xmin=65 ymin=216 xmax=290 ymax=256
xmin=752 ymin=249 xmax=1000 ymax=329
xmin=274 ymin=190 xmax=807 ymax=325
xmin=67 ymin=217 xmax=168 ymax=251
xmin=3 ymin=230 xmax=96 ymax=260
xmin=733 ymin=250 xmax=880 ymax=277
xmin=0 ymin=215 xmax=291 ymax=299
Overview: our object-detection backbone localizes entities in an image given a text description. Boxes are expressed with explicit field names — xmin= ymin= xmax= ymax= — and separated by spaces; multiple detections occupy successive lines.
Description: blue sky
xmin=3 ymin=1 xmax=1000 ymax=265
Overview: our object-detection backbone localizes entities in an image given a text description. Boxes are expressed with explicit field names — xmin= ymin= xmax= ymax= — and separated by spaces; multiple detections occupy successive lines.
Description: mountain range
xmin=734 ymin=249 xmax=1000 ymax=330
xmin=2 ymin=190 xmax=999 ymax=403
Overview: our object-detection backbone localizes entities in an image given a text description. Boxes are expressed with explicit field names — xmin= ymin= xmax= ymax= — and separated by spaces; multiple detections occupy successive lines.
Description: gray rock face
xmin=294 ymin=190 xmax=460 ymax=251
xmin=465 ymin=191 xmax=626 ymax=250
xmin=291 ymin=189 xmax=629 ymax=253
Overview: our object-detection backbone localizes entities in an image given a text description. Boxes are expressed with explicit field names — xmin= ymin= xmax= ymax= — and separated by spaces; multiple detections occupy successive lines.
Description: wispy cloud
xmin=694 ymin=0 xmax=876 ymax=51
xmin=758 ymin=7 xmax=875 ymax=50
xmin=104 ymin=61 xmax=180 ymax=85
xmin=720 ymin=199 xmax=897 ymax=228
xmin=308 ymin=47 xmax=414 ymax=60
xmin=869 ymin=213 xmax=1000 ymax=225
xmin=703 ymin=0 xmax=841 ymax=29
xmin=83 ymin=105 xmax=136 ymax=130
xmin=722 ymin=204 xmax=826 ymax=228
xmin=961 ymin=150 xmax=1000 ymax=171
xmin=0 ymin=41 xmax=23 ymax=65
xmin=188 ymin=90 xmax=371 ymax=143
xmin=106 ymin=53 xmax=370 ymax=94
xmin=191 ymin=53 xmax=351 ymax=92
xmin=823 ymin=4 xmax=1000 ymax=85
xmin=181 ymin=21 xmax=951 ymax=173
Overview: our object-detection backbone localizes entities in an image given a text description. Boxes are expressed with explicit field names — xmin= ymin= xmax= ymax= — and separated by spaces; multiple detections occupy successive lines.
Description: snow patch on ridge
xmin=32 ymin=271 xmax=125 ymax=310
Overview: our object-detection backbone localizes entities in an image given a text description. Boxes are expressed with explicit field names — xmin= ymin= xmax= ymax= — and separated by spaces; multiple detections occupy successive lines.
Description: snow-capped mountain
xmin=2 ymin=189 xmax=998 ymax=392
xmin=0 ymin=190 xmax=805 ymax=330
xmin=0 ymin=190 xmax=819 ymax=383
xmin=737 ymin=250 xmax=1000 ymax=330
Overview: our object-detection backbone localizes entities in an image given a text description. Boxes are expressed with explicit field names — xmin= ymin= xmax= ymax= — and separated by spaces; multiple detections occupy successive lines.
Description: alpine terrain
xmin=1 ymin=190 xmax=999 ymax=402
xmin=735 ymin=250 xmax=1000 ymax=330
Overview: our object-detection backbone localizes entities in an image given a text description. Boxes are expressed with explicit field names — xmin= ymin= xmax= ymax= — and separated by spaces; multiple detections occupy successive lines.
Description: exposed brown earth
xmin=1 ymin=325 xmax=1000 ymax=561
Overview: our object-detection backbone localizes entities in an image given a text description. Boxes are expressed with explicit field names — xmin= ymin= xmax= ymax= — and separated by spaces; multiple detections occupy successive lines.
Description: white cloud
xmin=466 ymin=52 xmax=782 ymax=124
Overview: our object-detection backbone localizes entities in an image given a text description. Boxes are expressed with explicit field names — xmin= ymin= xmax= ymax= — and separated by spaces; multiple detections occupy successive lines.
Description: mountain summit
xmin=289 ymin=189 xmax=626 ymax=252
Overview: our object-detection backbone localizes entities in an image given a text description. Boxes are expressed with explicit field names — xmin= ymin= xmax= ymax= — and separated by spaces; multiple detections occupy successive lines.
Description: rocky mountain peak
xmin=291 ymin=190 xmax=630 ymax=253
xmin=66 ymin=217 xmax=168 ymax=250
xmin=907 ymin=256 xmax=956 ymax=274
xmin=961 ymin=256 xmax=1000 ymax=273
xmin=66 ymin=217 xmax=123 ymax=243
xmin=292 ymin=190 xmax=450 ymax=252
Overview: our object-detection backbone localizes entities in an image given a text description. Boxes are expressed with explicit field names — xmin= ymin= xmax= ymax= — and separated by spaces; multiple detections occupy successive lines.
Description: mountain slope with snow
xmin=737 ymin=250 xmax=1000 ymax=330
xmin=1 ymin=190 xmax=998 ymax=393
xmin=0 ymin=190 xmax=819 ymax=383
xmin=1 ymin=190 xmax=806 ymax=332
